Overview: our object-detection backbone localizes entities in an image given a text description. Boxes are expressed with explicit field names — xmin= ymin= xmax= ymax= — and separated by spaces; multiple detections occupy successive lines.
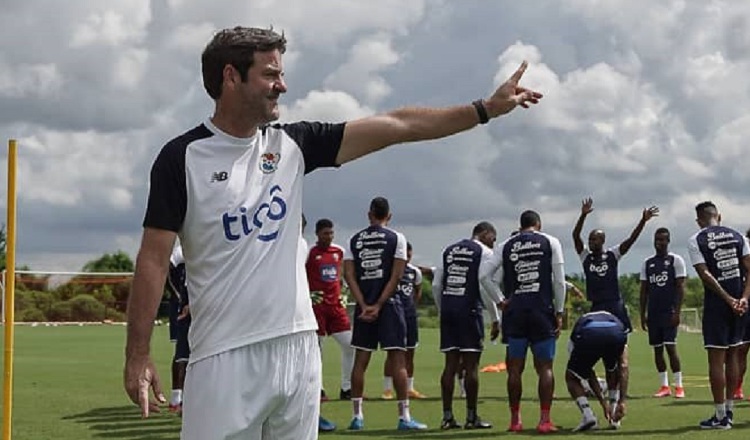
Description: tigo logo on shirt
xmin=221 ymin=185 xmax=287 ymax=242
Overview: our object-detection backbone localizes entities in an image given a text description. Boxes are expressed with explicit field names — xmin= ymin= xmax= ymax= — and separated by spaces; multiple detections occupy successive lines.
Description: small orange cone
xmin=480 ymin=362 xmax=507 ymax=373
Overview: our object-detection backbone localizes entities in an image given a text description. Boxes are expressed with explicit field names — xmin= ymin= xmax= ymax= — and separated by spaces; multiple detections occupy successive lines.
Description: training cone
xmin=480 ymin=362 xmax=507 ymax=373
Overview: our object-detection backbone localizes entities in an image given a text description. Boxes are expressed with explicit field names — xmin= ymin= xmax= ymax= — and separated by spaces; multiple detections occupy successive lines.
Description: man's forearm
xmin=376 ymin=278 xmax=401 ymax=306
xmin=126 ymin=261 xmax=168 ymax=358
xmin=572 ymin=214 xmax=587 ymax=252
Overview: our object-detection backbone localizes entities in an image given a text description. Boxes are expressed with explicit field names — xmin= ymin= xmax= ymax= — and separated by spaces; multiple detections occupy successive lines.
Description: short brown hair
xmin=201 ymin=26 xmax=287 ymax=100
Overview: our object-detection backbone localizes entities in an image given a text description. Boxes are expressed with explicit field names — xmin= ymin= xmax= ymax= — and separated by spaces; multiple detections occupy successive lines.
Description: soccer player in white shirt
xmin=123 ymin=26 xmax=542 ymax=439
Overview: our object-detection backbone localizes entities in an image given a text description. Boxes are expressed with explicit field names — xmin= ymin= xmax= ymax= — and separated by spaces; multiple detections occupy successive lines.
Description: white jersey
xmin=143 ymin=118 xmax=344 ymax=363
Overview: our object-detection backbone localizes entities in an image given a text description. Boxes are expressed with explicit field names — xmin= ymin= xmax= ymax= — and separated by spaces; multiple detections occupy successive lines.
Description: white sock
xmin=352 ymin=397 xmax=364 ymax=419
xmin=659 ymin=371 xmax=669 ymax=387
xmin=674 ymin=371 xmax=683 ymax=388
xmin=383 ymin=376 xmax=393 ymax=392
xmin=398 ymin=399 xmax=411 ymax=422
xmin=716 ymin=403 xmax=726 ymax=419
xmin=170 ymin=389 xmax=182 ymax=406
xmin=576 ymin=396 xmax=594 ymax=419
xmin=407 ymin=377 xmax=415 ymax=391
xmin=726 ymin=399 xmax=734 ymax=411
xmin=332 ymin=330 xmax=354 ymax=391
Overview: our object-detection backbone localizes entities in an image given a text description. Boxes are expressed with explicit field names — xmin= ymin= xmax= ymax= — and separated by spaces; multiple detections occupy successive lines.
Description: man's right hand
xmin=581 ymin=198 xmax=594 ymax=215
xmin=640 ymin=316 xmax=647 ymax=331
xmin=124 ymin=355 xmax=165 ymax=418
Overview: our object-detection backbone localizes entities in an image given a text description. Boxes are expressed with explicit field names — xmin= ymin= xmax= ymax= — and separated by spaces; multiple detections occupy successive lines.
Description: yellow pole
xmin=2 ymin=139 xmax=17 ymax=440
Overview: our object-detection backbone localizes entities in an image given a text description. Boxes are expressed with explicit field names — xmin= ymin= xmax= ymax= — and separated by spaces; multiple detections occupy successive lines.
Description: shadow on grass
xmin=63 ymin=405 xmax=180 ymax=439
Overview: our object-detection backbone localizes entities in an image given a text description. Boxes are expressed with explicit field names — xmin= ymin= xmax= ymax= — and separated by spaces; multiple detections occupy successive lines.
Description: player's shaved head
xmin=520 ymin=210 xmax=541 ymax=229
xmin=369 ymin=197 xmax=390 ymax=220
xmin=472 ymin=221 xmax=497 ymax=248
xmin=695 ymin=201 xmax=719 ymax=228
xmin=472 ymin=221 xmax=496 ymax=237
xmin=588 ymin=229 xmax=606 ymax=253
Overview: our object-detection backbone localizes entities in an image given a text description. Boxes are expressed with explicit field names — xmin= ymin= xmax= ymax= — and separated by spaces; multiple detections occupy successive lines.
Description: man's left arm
xmin=335 ymin=62 xmax=541 ymax=165
xmin=618 ymin=206 xmax=659 ymax=256
xmin=672 ymin=255 xmax=687 ymax=327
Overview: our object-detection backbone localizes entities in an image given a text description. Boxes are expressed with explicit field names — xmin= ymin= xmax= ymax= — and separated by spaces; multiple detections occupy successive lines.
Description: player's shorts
xmin=312 ymin=303 xmax=351 ymax=336
xmin=173 ymin=315 xmax=191 ymax=363
xmin=405 ymin=313 xmax=419 ymax=349
xmin=703 ymin=304 xmax=745 ymax=349
xmin=647 ymin=319 xmax=677 ymax=347
xmin=503 ymin=306 xmax=557 ymax=343
xmin=440 ymin=306 xmax=485 ymax=352
xmin=567 ymin=326 xmax=627 ymax=381
xmin=351 ymin=302 xmax=406 ymax=351
xmin=591 ymin=300 xmax=632 ymax=333
xmin=507 ymin=336 xmax=556 ymax=361
xmin=181 ymin=331 xmax=320 ymax=440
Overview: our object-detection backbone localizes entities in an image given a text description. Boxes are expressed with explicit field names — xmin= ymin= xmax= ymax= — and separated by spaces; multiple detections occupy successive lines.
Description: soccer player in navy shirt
xmin=124 ymin=26 xmax=542 ymax=439
xmin=343 ymin=197 xmax=427 ymax=431
xmin=639 ymin=227 xmax=687 ymax=399
xmin=481 ymin=210 xmax=566 ymax=433
xmin=572 ymin=197 xmax=658 ymax=403
xmin=688 ymin=201 xmax=750 ymax=429
xmin=565 ymin=311 xmax=628 ymax=432
xmin=434 ymin=222 xmax=500 ymax=430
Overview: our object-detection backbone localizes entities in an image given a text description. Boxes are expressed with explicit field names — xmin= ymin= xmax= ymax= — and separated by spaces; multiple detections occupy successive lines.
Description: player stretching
xmin=566 ymin=311 xmax=628 ymax=431
xmin=344 ymin=197 xmax=427 ymax=431
xmin=639 ymin=227 xmax=686 ymax=398
xmin=306 ymin=218 xmax=355 ymax=402
xmin=482 ymin=210 xmax=566 ymax=433
xmin=688 ymin=201 xmax=750 ymax=429
xmin=572 ymin=197 xmax=658 ymax=402
xmin=382 ymin=242 xmax=427 ymax=400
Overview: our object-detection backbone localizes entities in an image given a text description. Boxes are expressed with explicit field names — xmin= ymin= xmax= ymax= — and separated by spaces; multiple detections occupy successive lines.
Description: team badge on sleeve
xmin=260 ymin=152 xmax=280 ymax=174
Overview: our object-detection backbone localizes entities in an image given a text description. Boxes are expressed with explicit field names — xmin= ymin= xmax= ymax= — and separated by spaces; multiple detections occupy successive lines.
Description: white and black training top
xmin=144 ymin=118 xmax=343 ymax=363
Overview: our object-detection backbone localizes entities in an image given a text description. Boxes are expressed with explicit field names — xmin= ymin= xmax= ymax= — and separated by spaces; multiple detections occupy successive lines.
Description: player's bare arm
xmin=693 ymin=262 xmax=739 ymax=309
xmin=618 ymin=206 xmax=659 ymax=256
xmin=124 ymin=227 xmax=176 ymax=417
xmin=639 ymin=280 xmax=649 ymax=331
xmin=364 ymin=259 xmax=407 ymax=320
xmin=738 ymin=254 xmax=750 ymax=313
xmin=335 ymin=61 xmax=542 ymax=165
xmin=572 ymin=197 xmax=594 ymax=255
xmin=673 ymin=276 xmax=686 ymax=326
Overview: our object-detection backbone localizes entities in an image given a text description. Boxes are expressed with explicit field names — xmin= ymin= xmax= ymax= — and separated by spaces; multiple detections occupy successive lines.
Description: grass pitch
xmin=0 ymin=325 xmax=746 ymax=439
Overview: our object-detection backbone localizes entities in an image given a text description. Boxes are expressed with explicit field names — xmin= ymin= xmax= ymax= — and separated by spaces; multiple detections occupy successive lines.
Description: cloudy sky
xmin=1 ymin=0 xmax=749 ymax=276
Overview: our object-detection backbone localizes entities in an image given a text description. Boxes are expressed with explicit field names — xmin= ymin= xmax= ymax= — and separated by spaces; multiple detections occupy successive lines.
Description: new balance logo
xmin=211 ymin=171 xmax=228 ymax=182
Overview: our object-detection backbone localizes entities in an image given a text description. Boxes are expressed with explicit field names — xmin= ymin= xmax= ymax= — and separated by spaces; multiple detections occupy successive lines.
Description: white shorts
xmin=181 ymin=330 xmax=321 ymax=440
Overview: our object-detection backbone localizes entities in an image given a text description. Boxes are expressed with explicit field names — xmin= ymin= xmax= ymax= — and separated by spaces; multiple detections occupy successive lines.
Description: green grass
xmin=0 ymin=325 xmax=745 ymax=439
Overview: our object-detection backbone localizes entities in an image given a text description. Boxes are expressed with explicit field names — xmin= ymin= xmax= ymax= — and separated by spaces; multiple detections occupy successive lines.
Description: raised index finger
xmin=509 ymin=60 xmax=529 ymax=83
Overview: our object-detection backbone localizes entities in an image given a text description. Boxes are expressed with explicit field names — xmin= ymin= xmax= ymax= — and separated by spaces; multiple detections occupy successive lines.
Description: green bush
xmin=48 ymin=301 xmax=73 ymax=322
xmin=17 ymin=307 xmax=46 ymax=322
xmin=67 ymin=295 xmax=106 ymax=321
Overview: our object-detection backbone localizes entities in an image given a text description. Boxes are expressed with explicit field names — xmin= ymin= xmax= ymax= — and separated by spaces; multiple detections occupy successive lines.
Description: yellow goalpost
xmin=3 ymin=139 xmax=17 ymax=440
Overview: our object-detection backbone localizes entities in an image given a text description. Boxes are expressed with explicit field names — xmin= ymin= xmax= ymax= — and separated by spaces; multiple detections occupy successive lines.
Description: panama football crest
xmin=260 ymin=152 xmax=280 ymax=174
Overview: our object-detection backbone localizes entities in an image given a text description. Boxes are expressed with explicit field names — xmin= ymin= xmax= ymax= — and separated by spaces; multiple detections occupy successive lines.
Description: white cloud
xmin=324 ymin=34 xmax=400 ymax=104
xmin=0 ymin=62 xmax=63 ymax=98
